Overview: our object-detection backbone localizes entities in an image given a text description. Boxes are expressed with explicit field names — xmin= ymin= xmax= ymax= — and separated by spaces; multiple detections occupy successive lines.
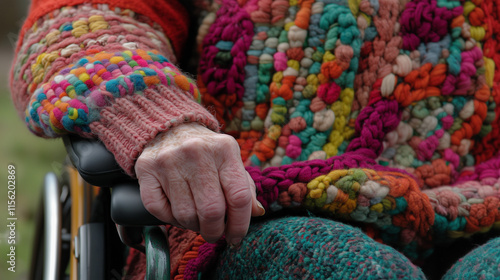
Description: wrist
xmin=92 ymin=85 xmax=220 ymax=176
xmin=143 ymin=123 xmax=220 ymax=155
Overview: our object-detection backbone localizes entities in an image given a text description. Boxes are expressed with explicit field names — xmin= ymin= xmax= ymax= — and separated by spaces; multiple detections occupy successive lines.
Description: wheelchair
xmin=29 ymin=135 xmax=172 ymax=280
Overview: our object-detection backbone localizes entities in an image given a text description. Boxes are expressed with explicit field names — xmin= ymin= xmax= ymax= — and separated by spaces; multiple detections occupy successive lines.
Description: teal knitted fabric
xmin=442 ymin=237 xmax=500 ymax=280
xmin=214 ymin=217 xmax=426 ymax=279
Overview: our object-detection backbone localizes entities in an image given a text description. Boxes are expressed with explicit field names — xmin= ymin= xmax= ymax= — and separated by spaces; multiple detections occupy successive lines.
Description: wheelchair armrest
xmin=63 ymin=135 xmax=130 ymax=186
xmin=63 ymin=135 xmax=164 ymax=226
xmin=111 ymin=182 xmax=164 ymax=226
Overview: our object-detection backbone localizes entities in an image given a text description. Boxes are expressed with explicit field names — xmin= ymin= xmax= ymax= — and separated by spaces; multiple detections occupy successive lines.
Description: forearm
xmin=10 ymin=1 xmax=219 ymax=175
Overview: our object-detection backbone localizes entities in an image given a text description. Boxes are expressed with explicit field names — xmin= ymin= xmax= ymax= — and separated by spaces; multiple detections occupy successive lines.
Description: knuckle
xmin=227 ymin=187 xmax=252 ymax=207
xmin=218 ymin=135 xmax=239 ymax=149
xmin=181 ymin=138 xmax=207 ymax=150
xmin=178 ymin=139 xmax=209 ymax=157
xmin=218 ymin=134 xmax=236 ymax=143
xmin=216 ymin=136 xmax=241 ymax=160
xmin=198 ymin=203 xmax=225 ymax=223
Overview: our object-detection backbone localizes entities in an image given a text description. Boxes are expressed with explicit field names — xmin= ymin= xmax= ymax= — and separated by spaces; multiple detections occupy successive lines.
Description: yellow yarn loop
xmin=79 ymin=73 xmax=90 ymax=83
xmin=321 ymin=88 xmax=354 ymax=157
xmin=309 ymin=189 xmax=323 ymax=199
xmin=110 ymin=56 xmax=125 ymax=64
xmin=32 ymin=51 xmax=59 ymax=84
xmin=323 ymin=51 xmax=335 ymax=62
xmin=323 ymin=143 xmax=338 ymax=157
xmin=284 ymin=21 xmax=295 ymax=31
xmin=484 ymin=56 xmax=495 ymax=88
xmin=463 ymin=1 xmax=475 ymax=16
xmin=306 ymin=74 xmax=319 ymax=86
xmin=273 ymin=71 xmax=284 ymax=83
xmin=45 ymin=30 xmax=61 ymax=46
xmin=348 ymin=0 xmax=361 ymax=15
xmin=470 ymin=26 xmax=485 ymax=42
xmin=268 ymin=125 xmax=282 ymax=141
xmin=68 ymin=89 xmax=77 ymax=99
xmin=88 ymin=15 xmax=109 ymax=31
xmin=72 ymin=20 xmax=89 ymax=38
xmin=69 ymin=108 xmax=78 ymax=120
xmin=287 ymin=60 xmax=300 ymax=71
xmin=307 ymin=180 xmax=320 ymax=189
xmin=370 ymin=203 xmax=384 ymax=213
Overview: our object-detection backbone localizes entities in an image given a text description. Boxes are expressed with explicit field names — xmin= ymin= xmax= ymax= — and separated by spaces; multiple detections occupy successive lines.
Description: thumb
xmin=246 ymin=172 xmax=265 ymax=217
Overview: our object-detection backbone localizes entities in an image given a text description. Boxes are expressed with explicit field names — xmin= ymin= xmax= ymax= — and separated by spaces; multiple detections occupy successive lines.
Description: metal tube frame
xmin=43 ymin=172 xmax=62 ymax=280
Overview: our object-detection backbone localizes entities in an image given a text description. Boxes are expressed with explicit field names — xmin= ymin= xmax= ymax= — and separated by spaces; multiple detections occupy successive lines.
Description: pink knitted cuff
xmin=90 ymin=85 xmax=220 ymax=176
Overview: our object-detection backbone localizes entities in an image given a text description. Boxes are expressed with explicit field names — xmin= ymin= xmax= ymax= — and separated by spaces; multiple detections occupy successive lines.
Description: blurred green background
xmin=0 ymin=1 xmax=66 ymax=279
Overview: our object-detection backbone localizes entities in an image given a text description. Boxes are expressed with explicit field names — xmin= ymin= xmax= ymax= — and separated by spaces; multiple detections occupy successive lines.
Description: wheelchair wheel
xmin=29 ymin=172 xmax=72 ymax=280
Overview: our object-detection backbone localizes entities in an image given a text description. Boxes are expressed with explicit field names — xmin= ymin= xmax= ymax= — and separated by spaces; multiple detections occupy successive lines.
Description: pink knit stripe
xmin=16 ymin=0 xmax=189 ymax=57
xmin=90 ymin=85 xmax=220 ymax=176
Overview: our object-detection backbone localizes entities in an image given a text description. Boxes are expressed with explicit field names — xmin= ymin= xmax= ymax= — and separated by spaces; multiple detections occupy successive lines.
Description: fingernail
xmin=257 ymin=201 xmax=266 ymax=216
xmin=229 ymin=238 xmax=242 ymax=248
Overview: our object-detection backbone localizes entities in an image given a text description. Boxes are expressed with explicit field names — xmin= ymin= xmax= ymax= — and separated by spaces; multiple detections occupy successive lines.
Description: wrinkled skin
xmin=135 ymin=123 xmax=265 ymax=246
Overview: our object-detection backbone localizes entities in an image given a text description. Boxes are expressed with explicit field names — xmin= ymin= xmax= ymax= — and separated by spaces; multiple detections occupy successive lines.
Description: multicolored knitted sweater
xmin=10 ymin=0 xmax=500 ymax=278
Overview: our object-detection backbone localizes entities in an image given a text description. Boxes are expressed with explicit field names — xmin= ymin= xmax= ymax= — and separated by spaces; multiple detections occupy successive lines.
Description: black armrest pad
xmin=63 ymin=135 xmax=130 ymax=186
xmin=111 ymin=182 xmax=164 ymax=226
xmin=64 ymin=135 xmax=164 ymax=226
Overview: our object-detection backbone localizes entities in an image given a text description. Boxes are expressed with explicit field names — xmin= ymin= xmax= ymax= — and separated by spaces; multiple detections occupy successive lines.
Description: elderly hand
xmin=135 ymin=123 xmax=265 ymax=245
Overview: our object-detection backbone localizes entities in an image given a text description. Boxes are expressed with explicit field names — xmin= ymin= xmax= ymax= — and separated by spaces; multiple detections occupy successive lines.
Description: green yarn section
xmin=215 ymin=217 xmax=426 ymax=280
xmin=443 ymin=237 xmax=500 ymax=280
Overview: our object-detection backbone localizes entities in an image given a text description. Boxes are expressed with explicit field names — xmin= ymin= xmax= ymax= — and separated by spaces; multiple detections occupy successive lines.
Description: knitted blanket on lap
xmin=176 ymin=0 xmax=500 ymax=278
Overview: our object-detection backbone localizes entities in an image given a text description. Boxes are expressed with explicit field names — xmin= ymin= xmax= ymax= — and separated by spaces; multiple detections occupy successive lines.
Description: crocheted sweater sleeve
xmin=10 ymin=0 xmax=219 ymax=176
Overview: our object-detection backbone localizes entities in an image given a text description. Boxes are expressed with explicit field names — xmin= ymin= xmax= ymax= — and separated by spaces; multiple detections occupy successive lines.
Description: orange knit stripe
xmin=295 ymin=0 xmax=315 ymax=29
xmin=172 ymin=235 xmax=207 ymax=280
xmin=391 ymin=63 xmax=446 ymax=106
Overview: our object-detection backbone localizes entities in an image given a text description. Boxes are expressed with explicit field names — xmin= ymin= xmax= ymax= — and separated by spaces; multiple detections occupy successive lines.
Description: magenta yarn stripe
xmin=199 ymin=0 xmax=253 ymax=99
xmin=454 ymin=153 xmax=500 ymax=184
xmin=400 ymin=0 xmax=462 ymax=51
xmin=346 ymin=99 xmax=402 ymax=156
xmin=247 ymin=148 xmax=414 ymax=209
xmin=183 ymin=238 xmax=227 ymax=280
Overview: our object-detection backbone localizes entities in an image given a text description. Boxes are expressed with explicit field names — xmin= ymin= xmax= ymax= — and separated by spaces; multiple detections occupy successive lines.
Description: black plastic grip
xmin=63 ymin=135 xmax=130 ymax=186
xmin=63 ymin=135 xmax=164 ymax=226
xmin=111 ymin=182 xmax=164 ymax=226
